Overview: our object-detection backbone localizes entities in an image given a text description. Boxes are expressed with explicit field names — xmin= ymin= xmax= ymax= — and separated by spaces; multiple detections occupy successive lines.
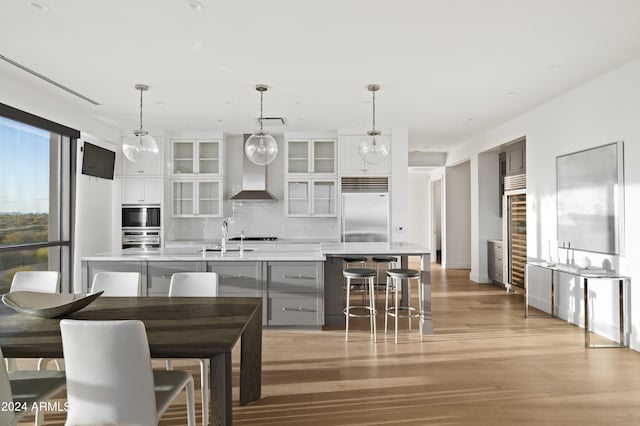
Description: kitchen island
xmin=81 ymin=242 xmax=431 ymax=333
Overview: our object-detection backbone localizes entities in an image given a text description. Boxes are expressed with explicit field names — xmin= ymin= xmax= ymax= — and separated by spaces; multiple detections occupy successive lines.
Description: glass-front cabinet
xmin=171 ymin=140 xmax=222 ymax=176
xmin=171 ymin=179 xmax=222 ymax=217
xmin=285 ymin=179 xmax=336 ymax=217
xmin=285 ymin=139 xmax=336 ymax=175
xmin=284 ymin=136 xmax=337 ymax=217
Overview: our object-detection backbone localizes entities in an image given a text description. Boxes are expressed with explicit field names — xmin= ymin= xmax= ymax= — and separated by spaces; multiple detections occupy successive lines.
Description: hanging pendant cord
xmin=138 ymin=87 xmax=144 ymax=133
xmin=372 ymin=89 xmax=376 ymax=133
xmin=259 ymin=90 xmax=264 ymax=133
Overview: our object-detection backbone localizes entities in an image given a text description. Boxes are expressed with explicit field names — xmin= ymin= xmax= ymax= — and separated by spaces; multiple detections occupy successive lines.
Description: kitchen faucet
xmin=221 ymin=220 xmax=228 ymax=255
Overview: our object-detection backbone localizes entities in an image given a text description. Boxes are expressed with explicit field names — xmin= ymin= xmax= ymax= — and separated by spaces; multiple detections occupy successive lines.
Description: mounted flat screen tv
xmin=81 ymin=141 xmax=116 ymax=180
xmin=556 ymin=141 xmax=624 ymax=255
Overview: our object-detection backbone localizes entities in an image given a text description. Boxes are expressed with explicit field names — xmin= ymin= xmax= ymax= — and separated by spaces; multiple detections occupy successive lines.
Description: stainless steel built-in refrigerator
xmin=341 ymin=192 xmax=390 ymax=242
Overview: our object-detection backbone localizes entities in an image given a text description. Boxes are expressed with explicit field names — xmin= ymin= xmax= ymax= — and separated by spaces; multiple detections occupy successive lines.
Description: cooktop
xmin=228 ymin=236 xmax=278 ymax=241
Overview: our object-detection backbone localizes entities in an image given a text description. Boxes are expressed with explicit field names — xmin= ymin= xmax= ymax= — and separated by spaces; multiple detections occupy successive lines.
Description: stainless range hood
xmin=230 ymin=135 xmax=277 ymax=200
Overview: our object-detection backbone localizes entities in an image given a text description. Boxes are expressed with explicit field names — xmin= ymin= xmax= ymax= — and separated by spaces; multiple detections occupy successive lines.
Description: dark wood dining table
xmin=0 ymin=296 xmax=262 ymax=426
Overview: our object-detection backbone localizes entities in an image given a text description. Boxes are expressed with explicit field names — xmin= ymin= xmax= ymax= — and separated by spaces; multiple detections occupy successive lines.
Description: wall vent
xmin=0 ymin=54 xmax=101 ymax=106
xmin=504 ymin=174 xmax=526 ymax=191
xmin=341 ymin=177 xmax=389 ymax=193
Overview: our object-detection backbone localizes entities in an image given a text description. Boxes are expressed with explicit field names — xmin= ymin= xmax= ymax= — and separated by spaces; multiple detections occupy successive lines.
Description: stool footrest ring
xmin=344 ymin=306 xmax=377 ymax=318
xmin=385 ymin=306 xmax=423 ymax=319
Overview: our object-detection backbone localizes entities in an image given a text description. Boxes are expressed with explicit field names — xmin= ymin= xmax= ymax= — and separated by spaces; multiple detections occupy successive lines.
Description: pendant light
xmin=359 ymin=84 xmax=389 ymax=165
xmin=245 ymin=84 xmax=278 ymax=165
xmin=122 ymin=84 xmax=159 ymax=164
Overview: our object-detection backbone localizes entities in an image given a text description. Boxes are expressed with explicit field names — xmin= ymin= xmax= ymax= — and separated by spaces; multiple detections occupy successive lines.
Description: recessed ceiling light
xmin=185 ymin=0 xmax=203 ymax=11
xmin=27 ymin=1 xmax=49 ymax=12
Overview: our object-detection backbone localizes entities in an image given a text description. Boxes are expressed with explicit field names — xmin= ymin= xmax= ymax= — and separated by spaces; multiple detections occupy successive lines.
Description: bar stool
xmin=372 ymin=256 xmax=398 ymax=297
xmin=343 ymin=256 xmax=368 ymax=300
xmin=343 ymin=268 xmax=377 ymax=342
xmin=385 ymin=268 xmax=423 ymax=343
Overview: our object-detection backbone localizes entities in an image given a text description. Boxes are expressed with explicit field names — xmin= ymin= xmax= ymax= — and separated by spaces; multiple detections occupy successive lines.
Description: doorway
xmin=431 ymin=179 xmax=442 ymax=264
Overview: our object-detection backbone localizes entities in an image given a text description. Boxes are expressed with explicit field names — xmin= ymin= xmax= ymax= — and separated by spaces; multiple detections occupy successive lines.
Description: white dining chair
xmin=168 ymin=272 xmax=218 ymax=426
xmin=60 ymin=319 xmax=195 ymax=426
xmin=90 ymin=271 xmax=142 ymax=296
xmin=8 ymin=271 xmax=61 ymax=373
xmin=0 ymin=347 xmax=66 ymax=426
xmin=10 ymin=271 xmax=59 ymax=293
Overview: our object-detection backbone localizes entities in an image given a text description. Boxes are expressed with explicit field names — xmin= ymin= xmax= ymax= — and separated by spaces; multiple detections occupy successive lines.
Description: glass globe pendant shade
xmin=245 ymin=131 xmax=278 ymax=165
xmin=122 ymin=130 xmax=159 ymax=164
xmin=359 ymin=133 xmax=389 ymax=165
xmin=122 ymin=84 xmax=159 ymax=164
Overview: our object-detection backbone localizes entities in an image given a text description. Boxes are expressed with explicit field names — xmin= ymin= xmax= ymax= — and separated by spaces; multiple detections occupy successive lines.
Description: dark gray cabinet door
xmin=266 ymin=262 xmax=324 ymax=326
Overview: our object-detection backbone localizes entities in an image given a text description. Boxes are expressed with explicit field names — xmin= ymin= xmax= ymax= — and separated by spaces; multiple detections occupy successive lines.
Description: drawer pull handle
xmin=160 ymin=275 xmax=173 ymax=279
xmin=221 ymin=274 xmax=246 ymax=279
xmin=282 ymin=275 xmax=315 ymax=280
xmin=282 ymin=307 xmax=317 ymax=312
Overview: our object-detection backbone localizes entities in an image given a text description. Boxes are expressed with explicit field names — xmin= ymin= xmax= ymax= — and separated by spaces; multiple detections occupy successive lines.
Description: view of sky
xmin=0 ymin=116 xmax=50 ymax=214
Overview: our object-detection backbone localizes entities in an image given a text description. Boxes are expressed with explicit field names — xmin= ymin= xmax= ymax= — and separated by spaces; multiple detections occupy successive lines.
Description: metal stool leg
xmin=384 ymin=275 xmax=390 ymax=334
xmin=369 ymin=276 xmax=377 ymax=342
xmin=345 ymin=276 xmax=351 ymax=342
xmin=394 ymin=276 xmax=400 ymax=344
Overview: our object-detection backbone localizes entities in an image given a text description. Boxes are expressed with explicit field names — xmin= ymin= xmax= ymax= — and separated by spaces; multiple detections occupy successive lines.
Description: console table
xmin=525 ymin=262 xmax=629 ymax=348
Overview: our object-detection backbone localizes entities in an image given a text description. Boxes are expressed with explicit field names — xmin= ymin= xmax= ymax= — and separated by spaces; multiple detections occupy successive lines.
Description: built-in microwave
xmin=122 ymin=204 xmax=161 ymax=229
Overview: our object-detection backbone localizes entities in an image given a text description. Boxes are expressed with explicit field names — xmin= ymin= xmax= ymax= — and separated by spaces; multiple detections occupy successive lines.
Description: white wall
xmin=447 ymin=56 xmax=640 ymax=350
xmin=470 ymin=152 xmax=502 ymax=283
xmin=443 ymin=161 xmax=471 ymax=269
xmin=73 ymin=134 xmax=119 ymax=291
xmin=408 ymin=171 xmax=430 ymax=247
xmin=391 ymin=128 xmax=409 ymax=243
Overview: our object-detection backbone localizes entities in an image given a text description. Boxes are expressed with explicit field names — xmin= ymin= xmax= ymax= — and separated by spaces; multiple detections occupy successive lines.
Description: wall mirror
xmin=556 ymin=141 xmax=624 ymax=255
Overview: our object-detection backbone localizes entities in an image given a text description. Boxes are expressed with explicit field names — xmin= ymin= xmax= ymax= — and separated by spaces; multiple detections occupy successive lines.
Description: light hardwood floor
xmin=19 ymin=264 xmax=640 ymax=425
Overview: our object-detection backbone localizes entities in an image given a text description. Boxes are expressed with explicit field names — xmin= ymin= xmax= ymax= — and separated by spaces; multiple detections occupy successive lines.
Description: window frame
xmin=0 ymin=103 xmax=78 ymax=293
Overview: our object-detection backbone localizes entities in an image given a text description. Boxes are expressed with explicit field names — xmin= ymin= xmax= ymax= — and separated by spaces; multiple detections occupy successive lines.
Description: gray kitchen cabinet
xmin=207 ymin=261 xmax=262 ymax=297
xmin=487 ymin=240 xmax=504 ymax=284
xmin=82 ymin=261 xmax=143 ymax=293
xmin=147 ymin=261 xmax=204 ymax=297
xmin=505 ymin=141 xmax=526 ymax=176
xmin=266 ymin=262 xmax=324 ymax=326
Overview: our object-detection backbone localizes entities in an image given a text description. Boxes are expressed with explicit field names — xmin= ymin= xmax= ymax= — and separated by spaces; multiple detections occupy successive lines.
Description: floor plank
xmin=18 ymin=264 xmax=640 ymax=425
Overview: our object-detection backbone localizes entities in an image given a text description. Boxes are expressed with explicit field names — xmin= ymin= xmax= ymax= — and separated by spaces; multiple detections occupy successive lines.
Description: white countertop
xmin=82 ymin=242 xmax=430 ymax=262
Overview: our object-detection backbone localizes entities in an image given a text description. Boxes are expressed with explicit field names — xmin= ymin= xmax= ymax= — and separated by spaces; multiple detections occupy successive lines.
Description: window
xmin=0 ymin=104 xmax=78 ymax=293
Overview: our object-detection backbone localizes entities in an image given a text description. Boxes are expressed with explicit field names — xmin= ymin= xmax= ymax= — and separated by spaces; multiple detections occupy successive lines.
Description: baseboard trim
xmin=442 ymin=263 xmax=471 ymax=269
xmin=469 ymin=272 xmax=491 ymax=283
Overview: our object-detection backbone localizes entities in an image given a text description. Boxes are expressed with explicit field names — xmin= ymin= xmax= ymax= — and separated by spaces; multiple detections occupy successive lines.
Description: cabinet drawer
xmin=209 ymin=262 xmax=262 ymax=297
xmin=147 ymin=262 xmax=202 ymax=297
xmin=268 ymin=262 xmax=321 ymax=291
xmin=268 ymin=292 xmax=323 ymax=326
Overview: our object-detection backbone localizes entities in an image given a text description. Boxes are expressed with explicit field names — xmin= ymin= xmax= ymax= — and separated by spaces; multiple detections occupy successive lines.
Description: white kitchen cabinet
xmin=171 ymin=139 xmax=222 ymax=176
xmin=338 ymin=134 xmax=390 ymax=175
xmin=285 ymin=179 xmax=336 ymax=217
xmin=121 ymin=177 xmax=163 ymax=204
xmin=119 ymin=136 xmax=164 ymax=176
xmin=286 ymin=138 xmax=336 ymax=175
xmin=171 ymin=178 xmax=222 ymax=217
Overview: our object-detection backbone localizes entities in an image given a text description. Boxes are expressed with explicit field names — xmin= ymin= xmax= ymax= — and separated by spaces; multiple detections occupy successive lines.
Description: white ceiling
xmin=2 ymin=0 xmax=640 ymax=152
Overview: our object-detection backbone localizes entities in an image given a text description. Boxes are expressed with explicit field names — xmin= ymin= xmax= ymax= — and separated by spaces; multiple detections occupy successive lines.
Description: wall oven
xmin=122 ymin=204 xmax=161 ymax=229
xmin=122 ymin=205 xmax=161 ymax=249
